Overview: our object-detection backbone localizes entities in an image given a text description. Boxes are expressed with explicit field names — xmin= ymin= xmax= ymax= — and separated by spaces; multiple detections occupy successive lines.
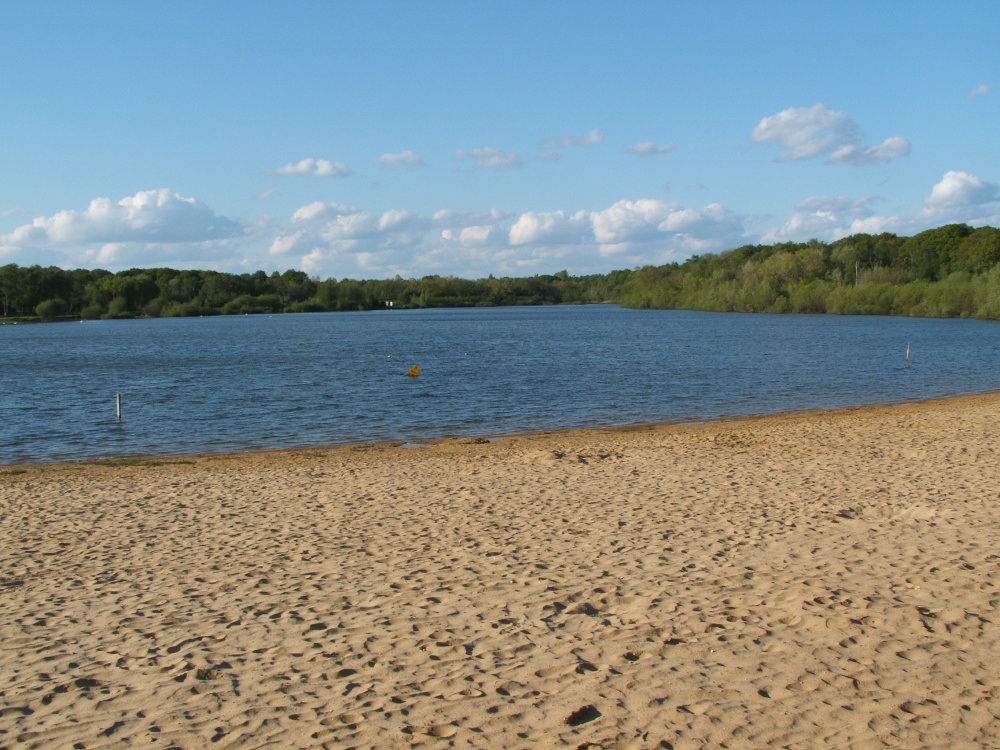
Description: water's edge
xmin=5 ymin=389 xmax=995 ymax=469
xmin=5 ymin=307 xmax=1000 ymax=465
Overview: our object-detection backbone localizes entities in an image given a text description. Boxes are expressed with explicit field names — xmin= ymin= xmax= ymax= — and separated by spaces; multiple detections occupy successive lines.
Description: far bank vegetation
xmin=3 ymin=223 xmax=1000 ymax=322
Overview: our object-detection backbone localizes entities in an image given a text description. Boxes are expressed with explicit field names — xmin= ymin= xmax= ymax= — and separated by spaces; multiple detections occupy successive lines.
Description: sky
xmin=2 ymin=1 xmax=998 ymax=281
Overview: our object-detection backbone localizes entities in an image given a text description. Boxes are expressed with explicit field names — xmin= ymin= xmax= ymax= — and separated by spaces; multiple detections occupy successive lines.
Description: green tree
xmin=954 ymin=227 xmax=1000 ymax=273
xmin=901 ymin=224 xmax=974 ymax=280
xmin=35 ymin=298 xmax=68 ymax=321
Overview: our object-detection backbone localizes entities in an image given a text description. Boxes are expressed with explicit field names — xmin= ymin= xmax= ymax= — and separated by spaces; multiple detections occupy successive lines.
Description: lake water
xmin=3 ymin=305 xmax=1000 ymax=465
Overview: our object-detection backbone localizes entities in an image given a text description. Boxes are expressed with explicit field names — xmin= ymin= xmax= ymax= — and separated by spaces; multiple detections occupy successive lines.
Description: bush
xmin=891 ymin=281 xmax=929 ymax=316
xmin=284 ymin=300 xmax=328 ymax=313
xmin=103 ymin=297 xmax=134 ymax=319
xmin=80 ymin=304 xmax=105 ymax=320
xmin=220 ymin=294 xmax=284 ymax=315
xmin=162 ymin=301 xmax=215 ymax=317
xmin=788 ymin=280 xmax=832 ymax=313
xmin=973 ymin=266 xmax=1000 ymax=319
xmin=142 ymin=299 xmax=164 ymax=318
xmin=35 ymin=298 xmax=68 ymax=321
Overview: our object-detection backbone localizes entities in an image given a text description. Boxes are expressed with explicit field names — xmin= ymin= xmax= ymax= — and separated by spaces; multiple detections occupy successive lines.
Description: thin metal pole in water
xmin=116 ymin=393 xmax=121 ymax=422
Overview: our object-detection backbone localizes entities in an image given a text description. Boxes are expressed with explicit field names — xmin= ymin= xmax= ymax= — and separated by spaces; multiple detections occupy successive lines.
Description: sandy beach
xmin=1 ymin=394 xmax=999 ymax=749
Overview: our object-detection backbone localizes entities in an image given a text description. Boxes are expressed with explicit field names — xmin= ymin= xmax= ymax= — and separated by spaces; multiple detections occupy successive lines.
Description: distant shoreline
xmin=3 ymin=223 xmax=1000 ymax=322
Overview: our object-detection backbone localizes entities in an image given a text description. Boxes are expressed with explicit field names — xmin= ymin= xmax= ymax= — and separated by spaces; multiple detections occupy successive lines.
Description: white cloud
xmin=622 ymin=141 xmax=675 ymax=156
xmin=453 ymin=225 xmax=500 ymax=247
xmin=967 ymin=83 xmax=993 ymax=100
xmin=540 ymin=129 xmax=603 ymax=149
xmin=318 ymin=212 xmax=379 ymax=242
xmin=752 ymin=104 xmax=851 ymax=160
xmin=759 ymin=172 xmax=1000 ymax=244
xmin=509 ymin=210 xmax=589 ymax=246
xmin=455 ymin=146 xmax=521 ymax=171
xmin=436 ymin=210 xmax=510 ymax=250
xmin=760 ymin=196 xmax=878 ymax=244
xmin=271 ymin=203 xmax=379 ymax=257
xmin=264 ymin=197 xmax=750 ymax=279
xmin=378 ymin=209 xmax=424 ymax=231
xmin=841 ymin=215 xmax=909 ymax=236
xmin=275 ymin=157 xmax=353 ymax=177
xmin=829 ymin=136 xmax=911 ymax=166
xmin=375 ymin=150 xmax=424 ymax=168
xmin=268 ymin=231 xmax=306 ymax=256
xmin=924 ymin=170 xmax=999 ymax=211
xmin=590 ymin=199 xmax=671 ymax=247
xmin=752 ymin=104 xmax=910 ymax=165
xmin=291 ymin=201 xmax=354 ymax=223
xmin=271 ymin=204 xmax=436 ymax=268
xmin=300 ymin=248 xmax=325 ymax=275
xmin=590 ymin=199 xmax=747 ymax=257
xmin=433 ymin=207 xmax=511 ymax=225
xmin=1 ymin=189 xmax=243 ymax=247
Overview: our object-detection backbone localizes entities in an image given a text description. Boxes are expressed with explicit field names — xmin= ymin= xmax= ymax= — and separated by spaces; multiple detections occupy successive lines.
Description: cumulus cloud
xmin=752 ymin=104 xmax=910 ymax=165
xmin=589 ymin=199 xmax=747 ymax=257
xmin=275 ymin=157 xmax=353 ymax=177
xmin=760 ymin=196 xmax=878 ymax=244
xmin=924 ymin=170 xmax=999 ymax=211
xmin=270 ymin=203 xmax=434 ymax=267
xmin=290 ymin=201 xmax=353 ymax=222
xmin=441 ymin=225 xmax=503 ymax=248
xmin=759 ymin=171 xmax=1000 ymax=244
xmin=268 ymin=231 xmax=306 ymax=256
xmin=509 ymin=211 xmax=589 ymax=246
xmin=262 ymin=197 xmax=751 ymax=279
xmin=540 ymin=129 xmax=603 ymax=149
xmin=967 ymin=83 xmax=993 ymax=100
xmin=622 ymin=141 xmax=675 ymax=157
xmin=455 ymin=146 xmax=522 ymax=171
xmin=435 ymin=210 xmax=511 ymax=251
xmin=378 ymin=209 xmax=424 ymax=231
xmin=375 ymin=150 xmax=424 ymax=168
xmin=1 ymin=189 xmax=243 ymax=248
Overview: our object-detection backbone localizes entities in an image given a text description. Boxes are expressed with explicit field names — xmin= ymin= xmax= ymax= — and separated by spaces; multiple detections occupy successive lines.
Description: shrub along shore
xmin=3 ymin=223 xmax=1000 ymax=323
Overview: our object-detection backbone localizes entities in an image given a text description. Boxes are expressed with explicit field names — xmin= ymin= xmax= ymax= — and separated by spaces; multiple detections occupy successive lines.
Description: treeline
xmin=617 ymin=223 xmax=1000 ymax=318
xmin=3 ymin=223 xmax=1000 ymax=322
xmin=0 ymin=265 xmax=624 ymax=321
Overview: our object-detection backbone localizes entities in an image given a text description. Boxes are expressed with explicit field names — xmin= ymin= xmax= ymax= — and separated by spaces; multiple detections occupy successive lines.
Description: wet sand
xmin=1 ymin=393 xmax=999 ymax=748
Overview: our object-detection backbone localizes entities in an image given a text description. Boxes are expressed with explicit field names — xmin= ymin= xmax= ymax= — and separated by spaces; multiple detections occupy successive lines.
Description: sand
xmin=1 ymin=394 xmax=999 ymax=749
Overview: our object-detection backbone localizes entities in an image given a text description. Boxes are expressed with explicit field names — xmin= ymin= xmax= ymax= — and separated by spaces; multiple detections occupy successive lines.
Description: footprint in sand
xmin=565 ymin=705 xmax=602 ymax=726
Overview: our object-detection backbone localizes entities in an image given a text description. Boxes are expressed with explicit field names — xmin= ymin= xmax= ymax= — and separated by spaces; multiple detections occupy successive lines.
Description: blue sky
xmin=2 ymin=1 xmax=998 ymax=280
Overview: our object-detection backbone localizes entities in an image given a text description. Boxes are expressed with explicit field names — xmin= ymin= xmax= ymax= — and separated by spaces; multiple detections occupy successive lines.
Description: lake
xmin=2 ymin=305 xmax=1000 ymax=465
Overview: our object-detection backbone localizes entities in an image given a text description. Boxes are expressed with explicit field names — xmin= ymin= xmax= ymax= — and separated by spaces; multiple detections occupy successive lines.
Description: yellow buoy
xmin=405 ymin=364 xmax=420 ymax=378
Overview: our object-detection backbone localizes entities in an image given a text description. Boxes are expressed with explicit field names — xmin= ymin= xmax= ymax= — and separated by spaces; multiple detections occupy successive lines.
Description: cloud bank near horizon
xmin=4 ymin=169 xmax=998 ymax=279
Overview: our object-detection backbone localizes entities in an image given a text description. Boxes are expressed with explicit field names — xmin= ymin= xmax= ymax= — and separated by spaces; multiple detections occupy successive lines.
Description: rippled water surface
xmin=3 ymin=306 xmax=1000 ymax=464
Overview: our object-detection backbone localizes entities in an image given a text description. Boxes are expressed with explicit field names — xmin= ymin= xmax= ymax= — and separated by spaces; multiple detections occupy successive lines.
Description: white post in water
xmin=906 ymin=342 xmax=911 ymax=366
xmin=116 ymin=393 xmax=121 ymax=422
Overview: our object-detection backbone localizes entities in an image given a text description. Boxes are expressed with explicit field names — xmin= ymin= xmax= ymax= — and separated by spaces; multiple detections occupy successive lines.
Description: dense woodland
xmin=3 ymin=223 xmax=1000 ymax=322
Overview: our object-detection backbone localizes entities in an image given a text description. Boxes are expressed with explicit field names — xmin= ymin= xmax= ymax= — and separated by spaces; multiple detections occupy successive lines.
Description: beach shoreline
xmin=2 ymin=392 xmax=999 ymax=748
xmin=5 ymin=389 xmax=997 ymax=471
